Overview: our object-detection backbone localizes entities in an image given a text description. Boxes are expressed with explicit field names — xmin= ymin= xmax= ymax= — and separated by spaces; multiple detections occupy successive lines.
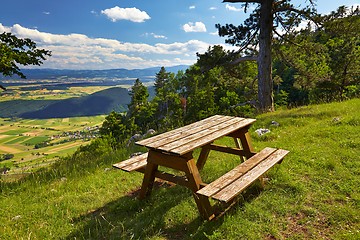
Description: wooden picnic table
xmin=113 ymin=115 xmax=289 ymax=220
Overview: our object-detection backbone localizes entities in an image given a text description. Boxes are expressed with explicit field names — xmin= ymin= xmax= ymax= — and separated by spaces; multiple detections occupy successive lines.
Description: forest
xmin=99 ymin=6 xmax=359 ymax=146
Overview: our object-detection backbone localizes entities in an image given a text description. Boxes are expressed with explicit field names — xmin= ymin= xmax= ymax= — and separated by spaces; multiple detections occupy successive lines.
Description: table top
xmin=136 ymin=115 xmax=256 ymax=156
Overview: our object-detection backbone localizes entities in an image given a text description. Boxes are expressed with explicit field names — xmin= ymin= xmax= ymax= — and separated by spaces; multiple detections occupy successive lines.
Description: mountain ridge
xmin=0 ymin=65 xmax=189 ymax=80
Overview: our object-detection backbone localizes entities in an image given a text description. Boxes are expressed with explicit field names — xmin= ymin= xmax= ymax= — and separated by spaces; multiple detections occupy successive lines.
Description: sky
xmin=1 ymin=0 xmax=359 ymax=70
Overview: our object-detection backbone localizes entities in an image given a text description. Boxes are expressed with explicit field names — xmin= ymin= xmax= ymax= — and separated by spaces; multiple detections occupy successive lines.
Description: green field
xmin=0 ymin=85 xmax=108 ymax=178
xmin=0 ymin=115 xmax=106 ymax=177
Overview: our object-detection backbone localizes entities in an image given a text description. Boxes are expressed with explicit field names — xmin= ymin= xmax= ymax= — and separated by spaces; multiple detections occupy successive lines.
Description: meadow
xmin=0 ymin=98 xmax=359 ymax=239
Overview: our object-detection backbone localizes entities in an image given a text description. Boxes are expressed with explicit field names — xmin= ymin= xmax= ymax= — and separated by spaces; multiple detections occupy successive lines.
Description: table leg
xmin=139 ymin=151 xmax=158 ymax=199
xmin=184 ymin=158 xmax=214 ymax=220
xmin=196 ymin=147 xmax=211 ymax=170
xmin=233 ymin=137 xmax=245 ymax=162
xmin=229 ymin=127 xmax=255 ymax=159
xmin=239 ymin=132 xmax=254 ymax=157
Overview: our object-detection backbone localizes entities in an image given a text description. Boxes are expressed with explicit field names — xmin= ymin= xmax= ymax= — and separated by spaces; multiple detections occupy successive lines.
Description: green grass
xmin=1 ymin=129 xmax=29 ymax=135
xmin=22 ymin=136 xmax=49 ymax=145
xmin=1 ymin=99 xmax=360 ymax=239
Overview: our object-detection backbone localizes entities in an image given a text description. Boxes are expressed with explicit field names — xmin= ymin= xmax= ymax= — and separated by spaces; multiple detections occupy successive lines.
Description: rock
xmin=145 ymin=129 xmax=156 ymax=136
xmin=12 ymin=215 xmax=21 ymax=221
xmin=255 ymin=128 xmax=271 ymax=136
xmin=332 ymin=117 xmax=341 ymax=122
xmin=126 ymin=133 xmax=143 ymax=146
xmin=271 ymin=121 xmax=280 ymax=127
xmin=130 ymin=152 xmax=144 ymax=158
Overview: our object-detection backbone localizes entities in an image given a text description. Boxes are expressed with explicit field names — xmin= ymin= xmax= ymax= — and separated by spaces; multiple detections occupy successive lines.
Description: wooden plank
xmin=146 ymin=150 xmax=192 ymax=172
xmin=136 ymin=115 xmax=225 ymax=147
xmin=166 ymin=118 xmax=256 ymax=155
xmin=144 ymin=115 xmax=235 ymax=149
xmin=121 ymin=159 xmax=147 ymax=172
xmin=137 ymin=115 xmax=235 ymax=149
xmin=158 ymin=117 xmax=244 ymax=152
xmin=196 ymin=147 xmax=277 ymax=197
xmin=212 ymin=149 xmax=289 ymax=202
xmin=112 ymin=153 xmax=148 ymax=172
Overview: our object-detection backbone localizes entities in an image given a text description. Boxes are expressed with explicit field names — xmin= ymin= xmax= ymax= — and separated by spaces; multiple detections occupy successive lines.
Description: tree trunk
xmin=258 ymin=0 xmax=274 ymax=112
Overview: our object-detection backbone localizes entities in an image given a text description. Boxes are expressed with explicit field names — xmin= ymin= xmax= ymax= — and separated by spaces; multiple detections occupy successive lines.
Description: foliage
xmin=273 ymin=5 xmax=360 ymax=106
xmin=126 ymin=78 xmax=155 ymax=132
xmin=99 ymin=111 xmax=133 ymax=148
xmin=181 ymin=46 xmax=258 ymax=122
xmin=215 ymin=0 xmax=317 ymax=112
xmin=0 ymin=32 xmax=51 ymax=80
xmin=1 ymin=153 xmax=14 ymax=161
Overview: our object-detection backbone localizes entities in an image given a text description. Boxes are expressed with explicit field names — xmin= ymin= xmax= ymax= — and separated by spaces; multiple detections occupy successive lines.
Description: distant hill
xmin=18 ymin=87 xmax=131 ymax=119
xmin=0 ymin=65 xmax=189 ymax=81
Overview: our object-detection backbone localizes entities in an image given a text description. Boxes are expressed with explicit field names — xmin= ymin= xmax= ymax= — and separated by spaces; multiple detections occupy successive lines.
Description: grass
xmin=1 ymin=99 xmax=360 ymax=239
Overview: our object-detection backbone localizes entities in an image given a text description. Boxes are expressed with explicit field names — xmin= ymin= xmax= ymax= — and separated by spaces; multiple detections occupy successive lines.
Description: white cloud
xmin=0 ymin=23 xmax=11 ymax=32
xmin=101 ymin=6 xmax=150 ymax=23
xmin=209 ymin=7 xmax=217 ymax=10
xmin=43 ymin=12 xmax=50 ymax=15
xmin=189 ymin=6 xmax=196 ymax=10
xmin=151 ymin=33 xmax=167 ymax=39
xmin=210 ymin=31 xmax=218 ymax=36
xmin=182 ymin=22 xmax=207 ymax=33
xmin=225 ymin=4 xmax=242 ymax=12
xmin=1 ymin=23 xmax=233 ymax=69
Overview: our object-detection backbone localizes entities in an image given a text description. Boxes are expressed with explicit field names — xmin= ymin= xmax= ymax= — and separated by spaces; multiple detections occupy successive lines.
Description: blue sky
xmin=1 ymin=0 xmax=358 ymax=70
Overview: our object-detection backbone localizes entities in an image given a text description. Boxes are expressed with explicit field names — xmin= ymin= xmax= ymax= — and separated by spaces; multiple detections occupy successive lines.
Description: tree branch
xmin=229 ymin=56 xmax=258 ymax=65
xmin=274 ymin=6 xmax=320 ymax=27
xmin=223 ymin=0 xmax=261 ymax=3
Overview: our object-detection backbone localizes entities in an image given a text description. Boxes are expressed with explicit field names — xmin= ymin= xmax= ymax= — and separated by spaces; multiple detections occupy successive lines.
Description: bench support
xmin=196 ymin=147 xmax=289 ymax=219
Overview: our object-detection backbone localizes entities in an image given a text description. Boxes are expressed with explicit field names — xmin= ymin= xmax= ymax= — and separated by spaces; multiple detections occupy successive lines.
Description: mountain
xmin=18 ymin=87 xmax=131 ymax=119
xmin=0 ymin=65 xmax=189 ymax=81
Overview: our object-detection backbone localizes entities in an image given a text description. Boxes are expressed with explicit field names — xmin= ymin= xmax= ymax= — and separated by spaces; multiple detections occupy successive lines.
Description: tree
xmin=99 ymin=111 xmax=130 ymax=143
xmin=127 ymin=78 xmax=155 ymax=132
xmin=272 ymin=5 xmax=360 ymax=104
xmin=217 ymin=0 xmax=316 ymax=112
xmin=317 ymin=6 xmax=360 ymax=100
xmin=0 ymin=32 xmax=51 ymax=90
xmin=128 ymin=78 xmax=149 ymax=113
xmin=152 ymin=67 xmax=184 ymax=130
xmin=180 ymin=45 xmax=258 ymax=121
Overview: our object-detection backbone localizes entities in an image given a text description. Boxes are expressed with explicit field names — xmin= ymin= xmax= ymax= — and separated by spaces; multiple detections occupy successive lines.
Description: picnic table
xmin=113 ymin=115 xmax=289 ymax=220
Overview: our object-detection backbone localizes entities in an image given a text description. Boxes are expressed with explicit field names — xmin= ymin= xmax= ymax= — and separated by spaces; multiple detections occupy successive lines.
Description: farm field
xmin=0 ymin=84 xmax=112 ymax=180
xmin=0 ymin=84 xmax=118 ymax=101
xmin=0 ymin=115 xmax=106 ymax=179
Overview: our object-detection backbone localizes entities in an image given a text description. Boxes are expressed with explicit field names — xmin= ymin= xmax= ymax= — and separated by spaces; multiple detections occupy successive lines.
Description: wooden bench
xmin=112 ymin=153 xmax=148 ymax=172
xmin=197 ymin=147 xmax=289 ymax=203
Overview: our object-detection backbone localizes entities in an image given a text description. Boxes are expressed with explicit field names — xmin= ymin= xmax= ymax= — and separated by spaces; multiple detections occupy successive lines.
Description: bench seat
xmin=113 ymin=153 xmax=148 ymax=172
xmin=197 ymin=147 xmax=289 ymax=203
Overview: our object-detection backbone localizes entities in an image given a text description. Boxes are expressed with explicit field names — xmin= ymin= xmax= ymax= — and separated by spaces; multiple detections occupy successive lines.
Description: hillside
xmin=17 ymin=87 xmax=131 ymax=119
xmin=1 ymin=99 xmax=359 ymax=239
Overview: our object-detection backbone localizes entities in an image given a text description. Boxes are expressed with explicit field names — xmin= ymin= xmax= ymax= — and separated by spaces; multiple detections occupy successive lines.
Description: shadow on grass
xmin=65 ymin=181 xmax=263 ymax=240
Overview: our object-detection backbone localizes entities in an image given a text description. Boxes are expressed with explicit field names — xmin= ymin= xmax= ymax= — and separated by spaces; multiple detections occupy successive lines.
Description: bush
xmin=1 ymin=154 xmax=14 ymax=161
